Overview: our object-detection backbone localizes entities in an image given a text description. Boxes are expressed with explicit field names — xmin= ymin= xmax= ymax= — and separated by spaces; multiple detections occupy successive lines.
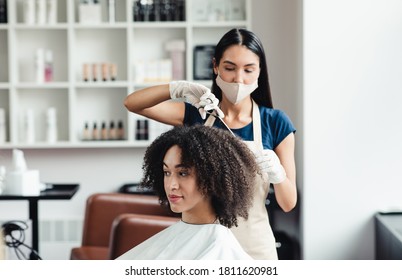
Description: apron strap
xmin=251 ymin=100 xmax=262 ymax=145
xmin=204 ymin=114 xmax=215 ymax=127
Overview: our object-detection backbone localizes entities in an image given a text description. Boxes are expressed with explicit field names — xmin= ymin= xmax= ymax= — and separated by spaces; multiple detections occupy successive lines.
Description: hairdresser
xmin=124 ymin=28 xmax=297 ymax=260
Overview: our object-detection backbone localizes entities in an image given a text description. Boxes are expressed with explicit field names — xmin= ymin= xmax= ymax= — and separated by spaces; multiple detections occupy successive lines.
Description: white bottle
xmin=24 ymin=109 xmax=35 ymax=143
xmin=46 ymin=0 xmax=57 ymax=24
xmin=46 ymin=107 xmax=57 ymax=143
xmin=0 ymin=108 xmax=6 ymax=144
xmin=23 ymin=0 xmax=36 ymax=24
xmin=0 ymin=166 xmax=5 ymax=194
xmin=108 ymin=0 xmax=115 ymax=23
xmin=36 ymin=0 xmax=46 ymax=25
xmin=35 ymin=48 xmax=45 ymax=83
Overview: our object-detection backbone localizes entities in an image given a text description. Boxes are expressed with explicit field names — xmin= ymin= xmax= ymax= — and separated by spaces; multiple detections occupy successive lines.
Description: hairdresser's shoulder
xmin=259 ymin=105 xmax=291 ymax=120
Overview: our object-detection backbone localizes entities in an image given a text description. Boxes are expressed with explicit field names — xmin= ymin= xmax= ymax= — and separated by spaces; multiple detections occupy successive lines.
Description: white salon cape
xmin=116 ymin=220 xmax=252 ymax=260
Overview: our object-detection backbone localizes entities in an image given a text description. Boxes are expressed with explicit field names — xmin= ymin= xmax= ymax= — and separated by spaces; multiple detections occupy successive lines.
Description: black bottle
xmin=117 ymin=120 xmax=124 ymax=140
xmin=0 ymin=0 xmax=7 ymax=23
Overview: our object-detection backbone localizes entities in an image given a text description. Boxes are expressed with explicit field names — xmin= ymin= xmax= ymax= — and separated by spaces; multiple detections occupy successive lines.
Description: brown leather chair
xmin=110 ymin=213 xmax=179 ymax=259
xmin=70 ymin=192 xmax=179 ymax=260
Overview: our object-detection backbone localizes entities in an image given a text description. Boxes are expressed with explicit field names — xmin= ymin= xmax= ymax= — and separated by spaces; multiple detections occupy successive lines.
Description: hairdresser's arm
xmin=124 ymin=84 xmax=185 ymax=126
xmin=273 ymin=133 xmax=297 ymax=212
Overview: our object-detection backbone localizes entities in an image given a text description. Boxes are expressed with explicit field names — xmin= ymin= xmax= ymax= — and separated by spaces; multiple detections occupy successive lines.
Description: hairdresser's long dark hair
xmin=211 ymin=28 xmax=273 ymax=108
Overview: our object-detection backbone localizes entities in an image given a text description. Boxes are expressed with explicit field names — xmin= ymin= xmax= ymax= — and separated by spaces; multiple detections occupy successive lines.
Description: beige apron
xmin=204 ymin=100 xmax=278 ymax=260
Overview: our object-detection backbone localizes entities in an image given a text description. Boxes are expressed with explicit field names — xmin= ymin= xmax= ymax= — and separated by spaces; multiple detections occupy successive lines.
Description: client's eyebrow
xmin=163 ymin=162 xmax=189 ymax=169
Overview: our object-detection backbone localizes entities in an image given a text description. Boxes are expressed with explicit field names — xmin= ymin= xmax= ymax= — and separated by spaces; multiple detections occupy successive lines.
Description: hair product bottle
xmin=135 ymin=119 xmax=141 ymax=140
xmin=110 ymin=63 xmax=117 ymax=81
xmin=23 ymin=0 xmax=36 ymax=24
xmin=92 ymin=63 xmax=98 ymax=82
xmin=36 ymin=0 xmax=46 ymax=25
xmin=0 ymin=108 xmax=6 ymax=143
xmin=0 ymin=0 xmax=8 ymax=23
xmin=46 ymin=0 xmax=57 ymax=24
xmin=109 ymin=120 xmax=117 ymax=140
xmin=102 ymin=63 xmax=108 ymax=81
xmin=92 ymin=121 xmax=99 ymax=140
xmin=44 ymin=49 xmax=53 ymax=82
xmin=117 ymin=120 xmax=124 ymax=140
xmin=101 ymin=121 xmax=108 ymax=140
xmin=108 ymin=0 xmax=115 ymax=23
xmin=24 ymin=109 xmax=35 ymax=143
xmin=144 ymin=119 xmax=149 ymax=140
xmin=46 ymin=107 xmax=57 ymax=143
xmin=82 ymin=122 xmax=90 ymax=140
xmin=83 ymin=63 xmax=89 ymax=81
xmin=35 ymin=48 xmax=45 ymax=83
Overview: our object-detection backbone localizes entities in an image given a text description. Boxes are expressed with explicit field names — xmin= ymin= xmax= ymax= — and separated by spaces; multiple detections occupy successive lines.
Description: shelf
xmin=73 ymin=23 xmax=128 ymax=29
xmin=15 ymin=82 xmax=69 ymax=89
xmin=0 ymin=141 xmax=151 ymax=149
xmin=190 ymin=21 xmax=249 ymax=27
xmin=132 ymin=22 xmax=187 ymax=28
xmin=14 ymin=24 xmax=69 ymax=30
xmin=75 ymin=81 xmax=129 ymax=88
xmin=1 ymin=0 xmax=251 ymax=149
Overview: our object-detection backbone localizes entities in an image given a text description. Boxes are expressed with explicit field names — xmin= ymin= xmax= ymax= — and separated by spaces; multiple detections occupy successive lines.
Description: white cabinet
xmin=0 ymin=0 xmax=251 ymax=149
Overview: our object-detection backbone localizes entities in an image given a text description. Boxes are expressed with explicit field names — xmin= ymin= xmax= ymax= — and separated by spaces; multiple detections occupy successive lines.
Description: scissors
xmin=205 ymin=110 xmax=236 ymax=137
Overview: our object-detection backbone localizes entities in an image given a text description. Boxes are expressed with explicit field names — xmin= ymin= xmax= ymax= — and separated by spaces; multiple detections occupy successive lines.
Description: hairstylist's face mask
xmin=216 ymin=74 xmax=258 ymax=105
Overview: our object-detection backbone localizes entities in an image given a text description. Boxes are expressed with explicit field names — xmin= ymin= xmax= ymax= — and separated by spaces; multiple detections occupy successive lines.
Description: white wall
xmin=252 ymin=0 xmax=303 ymax=252
xmin=303 ymin=0 xmax=402 ymax=259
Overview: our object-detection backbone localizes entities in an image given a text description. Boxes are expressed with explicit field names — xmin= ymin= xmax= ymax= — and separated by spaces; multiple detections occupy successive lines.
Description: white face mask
xmin=216 ymin=74 xmax=258 ymax=104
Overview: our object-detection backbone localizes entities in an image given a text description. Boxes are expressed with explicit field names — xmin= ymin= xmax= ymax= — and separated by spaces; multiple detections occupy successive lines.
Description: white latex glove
xmin=169 ymin=81 xmax=224 ymax=119
xmin=198 ymin=91 xmax=225 ymax=119
xmin=255 ymin=149 xmax=287 ymax=184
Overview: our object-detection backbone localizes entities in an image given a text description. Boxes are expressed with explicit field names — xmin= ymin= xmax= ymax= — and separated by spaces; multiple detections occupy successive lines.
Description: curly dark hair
xmin=141 ymin=125 xmax=258 ymax=228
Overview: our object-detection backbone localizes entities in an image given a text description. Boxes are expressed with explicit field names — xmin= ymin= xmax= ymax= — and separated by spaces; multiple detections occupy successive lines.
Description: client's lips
xmin=168 ymin=195 xmax=182 ymax=203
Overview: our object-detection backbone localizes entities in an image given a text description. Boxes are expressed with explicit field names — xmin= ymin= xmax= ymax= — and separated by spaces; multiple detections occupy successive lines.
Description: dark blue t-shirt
xmin=183 ymin=102 xmax=296 ymax=149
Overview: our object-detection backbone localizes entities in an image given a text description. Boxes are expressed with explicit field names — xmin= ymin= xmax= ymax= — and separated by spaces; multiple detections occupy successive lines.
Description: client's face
xmin=163 ymin=145 xmax=210 ymax=223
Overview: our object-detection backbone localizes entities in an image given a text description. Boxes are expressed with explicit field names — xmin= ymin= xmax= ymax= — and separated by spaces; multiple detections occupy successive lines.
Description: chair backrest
xmin=109 ymin=213 xmax=180 ymax=259
xmin=81 ymin=193 xmax=176 ymax=247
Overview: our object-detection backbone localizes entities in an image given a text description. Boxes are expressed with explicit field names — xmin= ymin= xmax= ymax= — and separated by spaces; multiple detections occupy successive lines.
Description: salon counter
xmin=375 ymin=212 xmax=402 ymax=260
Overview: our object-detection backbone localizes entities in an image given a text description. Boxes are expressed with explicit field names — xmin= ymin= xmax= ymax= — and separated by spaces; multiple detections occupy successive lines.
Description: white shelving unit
xmin=0 ymin=0 xmax=251 ymax=149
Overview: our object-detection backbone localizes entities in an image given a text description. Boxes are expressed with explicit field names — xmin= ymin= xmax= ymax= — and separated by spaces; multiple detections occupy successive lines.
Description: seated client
xmin=116 ymin=125 xmax=258 ymax=260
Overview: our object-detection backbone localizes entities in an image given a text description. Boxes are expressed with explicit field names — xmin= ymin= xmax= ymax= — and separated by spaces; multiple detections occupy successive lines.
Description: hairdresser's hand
xmin=169 ymin=80 xmax=210 ymax=104
xmin=169 ymin=81 xmax=224 ymax=119
xmin=255 ymin=149 xmax=287 ymax=184
xmin=198 ymin=92 xmax=224 ymax=119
